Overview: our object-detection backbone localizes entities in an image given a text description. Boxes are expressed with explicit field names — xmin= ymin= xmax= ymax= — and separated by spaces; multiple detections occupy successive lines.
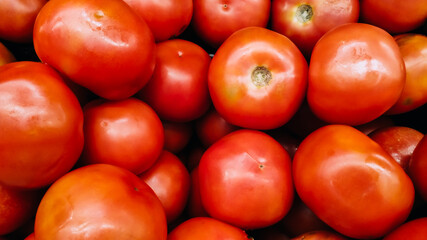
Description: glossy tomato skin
xmin=138 ymin=151 xmax=191 ymax=224
xmin=360 ymin=0 xmax=427 ymax=34
xmin=387 ymin=34 xmax=427 ymax=115
xmin=168 ymin=217 xmax=249 ymax=240
xmin=293 ymin=125 xmax=415 ymax=239
xmin=0 ymin=61 xmax=84 ymax=189
xmin=138 ymin=39 xmax=211 ymax=122
xmin=198 ymin=129 xmax=294 ymax=229
xmin=34 ymin=164 xmax=167 ymax=240
xmin=383 ymin=217 xmax=427 ymax=240
xmin=208 ymin=27 xmax=308 ymax=130
xmin=0 ymin=0 xmax=47 ymax=42
xmin=192 ymin=0 xmax=271 ymax=48
xmin=271 ymin=0 xmax=359 ymax=57
xmin=0 ymin=43 xmax=15 ymax=66
xmin=308 ymin=23 xmax=405 ymax=125
xmin=122 ymin=0 xmax=192 ymax=42
xmin=33 ymin=0 xmax=156 ymax=100
xmin=408 ymin=135 xmax=427 ymax=202
xmin=80 ymin=98 xmax=164 ymax=175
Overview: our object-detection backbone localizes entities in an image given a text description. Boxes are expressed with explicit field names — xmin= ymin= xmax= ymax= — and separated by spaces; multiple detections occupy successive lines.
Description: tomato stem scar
xmin=251 ymin=66 xmax=272 ymax=87
xmin=296 ymin=4 xmax=313 ymax=23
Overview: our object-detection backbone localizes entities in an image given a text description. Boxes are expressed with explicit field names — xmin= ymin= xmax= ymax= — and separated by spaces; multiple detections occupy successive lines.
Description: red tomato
xmin=34 ymin=164 xmax=167 ymax=240
xmin=293 ymin=125 xmax=415 ymax=239
xmin=271 ymin=0 xmax=359 ymax=57
xmin=308 ymin=23 xmax=405 ymax=125
xmin=0 ymin=42 xmax=15 ymax=66
xmin=198 ymin=129 xmax=294 ymax=229
xmin=369 ymin=126 xmax=424 ymax=172
xmin=0 ymin=185 xmax=40 ymax=235
xmin=80 ymin=98 xmax=164 ymax=175
xmin=168 ymin=217 xmax=249 ymax=240
xmin=138 ymin=39 xmax=211 ymax=122
xmin=138 ymin=151 xmax=191 ymax=224
xmin=191 ymin=0 xmax=271 ymax=48
xmin=408 ymin=135 xmax=427 ymax=202
xmin=383 ymin=217 xmax=427 ymax=240
xmin=0 ymin=0 xmax=47 ymax=42
xmin=387 ymin=34 xmax=427 ymax=115
xmin=162 ymin=121 xmax=192 ymax=154
xmin=249 ymin=227 xmax=291 ymax=240
xmin=291 ymin=230 xmax=348 ymax=240
xmin=208 ymin=27 xmax=308 ymax=130
xmin=24 ymin=233 xmax=35 ymax=240
xmin=0 ymin=61 xmax=84 ymax=189
xmin=33 ymin=0 xmax=156 ymax=100
xmin=360 ymin=0 xmax=427 ymax=34
xmin=122 ymin=0 xmax=192 ymax=42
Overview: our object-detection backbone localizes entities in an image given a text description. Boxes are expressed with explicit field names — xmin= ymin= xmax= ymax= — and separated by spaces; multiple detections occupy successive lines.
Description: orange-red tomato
xmin=80 ymin=98 xmax=164 ymax=175
xmin=408 ymin=135 xmax=427 ymax=202
xmin=0 ymin=61 xmax=84 ymax=189
xmin=293 ymin=125 xmax=415 ymax=239
xmin=34 ymin=164 xmax=167 ymax=240
xmin=383 ymin=217 xmax=427 ymax=240
xmin=208 ymin=27 xmax=307 ymax=130
xmin=33 ymin=0 xmax=156 ymax=100
xmin=0 ymin=43 xmax=15 ymax=66
xmin=308 ymin=23 xmax=405 ymax=125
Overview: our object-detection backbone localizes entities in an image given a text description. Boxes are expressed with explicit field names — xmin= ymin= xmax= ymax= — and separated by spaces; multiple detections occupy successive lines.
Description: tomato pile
xmin=1 ymin=0 xmax=426 ymax=239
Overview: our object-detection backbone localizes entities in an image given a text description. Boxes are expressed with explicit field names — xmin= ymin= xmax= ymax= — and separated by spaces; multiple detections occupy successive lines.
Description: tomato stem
xmin=296 ymin=4 xmax=313 ymax=23
xmin=251 ymin=66 xmax=271 ymax=87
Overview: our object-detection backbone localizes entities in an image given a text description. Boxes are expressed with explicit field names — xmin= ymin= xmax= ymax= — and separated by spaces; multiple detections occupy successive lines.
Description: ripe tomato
xmin=208 ymin=27 xmax=307 ymax=130
xmin=198 ymin=129 xmax=294 ymax=229
xmin=80 ymin=98 xmax=164 ymax=175
xmin=138 ymin=151 xmax=191 ymax=224
xmin=138 ymin=39 xmax=211 ymax=122
xmin=360 ymin=0 xmax=427 ymax=34
xmin=293 ymin=125 xmax=415 ymax=239
xmin=0 ymin=42 xmax=15 ymax=66
xmin=168 ymin=217 xmax=249 ymax=240
xmin=308 ymin=23 xmax=405 ymax=125
xmin=383 ymin=217 xmax=427 ymax=240
xmin=271 ymin=0 xmax=359 ymax=57
xmin=34 ymin=164 xmax=167 ymax=240
xmin=122 ymin=0 xmax=192 ymax=42
xmin=191 ymin=0 xmax=271 ymax=48
xmin=0 ymin=0 xmax=47 ymax=43
xmin=0 ymin=61 xmax=84 ymax=189
xmin=408 ymin=134 xmax=427 ymax=202
xmin=387 ymin=34 xmax=427 ymax=115
xmin=33 ymin=0 xmax=156 ymax=100
xmin=162 ymin=121 xmax=192 ymax=154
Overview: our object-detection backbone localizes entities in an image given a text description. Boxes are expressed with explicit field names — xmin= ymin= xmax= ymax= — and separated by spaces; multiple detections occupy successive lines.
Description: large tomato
xmin=191 ymin=0 xmax=271 ymax=48
xmin=198 ymin=129 xmax=294 ymax=229
xmin=208 ymin=27 xmax=307 ymax=130
xmin=383 ymin=217 xmax=427 ymax=240
xmin=33 ymin=0 xmax=156 ymax=100
xmin=122 ymin=0 xmax=192 ymax=42
xmin=308 ymin=23 xmax=405 ymax=125
xmin=408 ymin=134 xmax=427 ymax=202
xmin=271 ymin=0 xmax=359 ymax=57
xmin=34 ymin=164 xmax=167 ymax=240
xmin=80 ymin=98 xmax=164 ymax=175
xmin=0 ymin=61 xmax=84 ymax=189
xmin=293 ymin=125 xmax=415 ymax=239
xmin=137 ymin=39 xmax=211 ymax=122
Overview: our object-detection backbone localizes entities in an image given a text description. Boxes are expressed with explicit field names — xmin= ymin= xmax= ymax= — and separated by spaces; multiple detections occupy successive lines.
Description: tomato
xmin=0 ymin=0 xmax=47 ymax=43
xmin=162 ymin=121 xmax=192 ymax=154
xmin=383 ymin=217 xmax=427 ymax=240
xmin=186 ymin=167 xmax=209 ymax=218
xmin=408 ymin=134 xmax=427 ymax=202
xmin=191 ymin=0 xmax=271 ymax=48
xmin=369 ymin=126 xmax=424 ymax=172
xmin=387 ymin=34 xmax=427 ymax=115
xmin=208 ymin=27 xmax=307 ymax=130
xmin=198 ymin=129 xmax=294 ymax=229
xmin=0 ymin=61 xmax=84 ymax=189
xmin=0 ymin=42 xmax=15 ymax=66
xmin=271 ymin=0 xmax=359 ymax=57
xmin=33 ymin=0 xmax=156 ymax=100
xmin=249 ymin=227 xmax=291 ymax=240
xmin=308 ymin=23 xmax=405 ymax=125
xmin=34 ymin=164 xmax=167 ymax=240
xmin=24 ymin=233 xmax=34 ymax=240
xmin=293 ymin=125 xmax=415 ymax=239
xmin=291 ymin=230 xmax=348 ymax=240
xmin=122 ymin=0 xmax=192 ymax=42
xmin=138 ymin=151 xmax=191 ymax=224
xmin=138 ymin=39 xmax=211 ymax=122
xmin=168 ymin=217 xmax=249 ymax=240
xmin=80 ymin=98 xmax=164 ymax=175
xmin=360 ymin=0 xmax=427 ymax=34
